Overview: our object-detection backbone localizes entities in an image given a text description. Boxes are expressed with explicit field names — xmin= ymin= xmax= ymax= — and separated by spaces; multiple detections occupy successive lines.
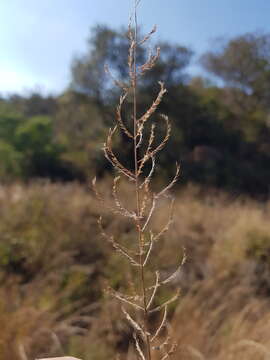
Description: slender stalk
xmin=95 ymin=1 xmax=182 ymax=358
xmin=132 ymin=3 xmax=152 ymax=360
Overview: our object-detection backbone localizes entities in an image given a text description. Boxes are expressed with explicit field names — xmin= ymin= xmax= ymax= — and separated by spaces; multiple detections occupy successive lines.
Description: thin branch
xmin=147 ymin=249 xmax=186 ymax=291
xmin=112 ymin=176 xmax=137 ymax=219
xmin=106 ymin=287 xmax=144 ymax=311
xmin=129 ymin=40 xmax=136 ymax=84
xmin=133 ymin=333 xmax=146 ymax=360
xmin=122 ymin=307 xmax=150 ymax=338
xmin=141 ymin=196 xmax=156 ymax=232
xmin=116 ymin=92 xmax=134 ymax=139
xmin=153 ymin=198 xmax=175 ymax=242
xmin=98 ymin=217 xmax=140 ymax=266
xmin=105 ymin=64 xmax=129 ymax=91
xmin=103 ymin=126 xmax=136 ymax=181
xmin=147 ymin=271 xmax=160 ymax=310
xmin=145 ymin=124 xmax=156 ymax=155
xmin=149 ymin=289 xmax=180 ymax=313
xmin=152 ymin=335 xmax=170 ymax=351
xmin=140 ymin=184 xmax=150 ymax=217
xmin=160 ymin=343 xmax=178 ymax=360
xmin=156 ymin=163 xmax=180 ymax=199
xmin=92 ymin=178 xmax=136 ymax=219
xmin=151 ymin=306 xmax=168 ymax=342
xmin=139 ymin=47 xmax=160 ymax=76
xmin=138 ymin=82 xmax=167 ymax=128
xmin=143 ymin=232 xmax=154 ymax=267
xmin=139 ymin=25 xmax=157 ymax=45
xmin=140 ymin=156 xmax=156 ymax=189
xmin=138 ymin=125 xmax=155 ymax=177
xmin=136 ymin=131 xmax=143 ymax=149
xmin=138 ymin=115 xmax=171 ymax=174
xmin=161 ymin=249 xmax=187 ymax=285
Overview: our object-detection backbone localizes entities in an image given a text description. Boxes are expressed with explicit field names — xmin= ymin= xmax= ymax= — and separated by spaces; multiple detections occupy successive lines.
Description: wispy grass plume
xmin=93 ymin=2 xmax=184 ymax=359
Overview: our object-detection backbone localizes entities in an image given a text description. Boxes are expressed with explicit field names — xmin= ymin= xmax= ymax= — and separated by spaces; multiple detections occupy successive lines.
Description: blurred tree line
xmin=1 ymin=26 xmax=270 ymax=196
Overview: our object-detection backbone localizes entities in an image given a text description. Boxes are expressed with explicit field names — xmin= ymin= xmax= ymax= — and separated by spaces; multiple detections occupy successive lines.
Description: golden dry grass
xmin=0 ymin=182 xmax=269 ymax=359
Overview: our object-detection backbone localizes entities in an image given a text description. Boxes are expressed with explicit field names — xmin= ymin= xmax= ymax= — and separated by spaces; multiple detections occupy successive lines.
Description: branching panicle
xmin=138 ymin=81 xmax=167 ymax=131
xmin=116 ymin=92 xmax=133 ymax=138
xmin=139 ymin=25 xmax=157 ymax=45
xmin=139 ymin=47 xmax=161 ymax=76
xmin=93 ymin=1 xmax=183 ymax=359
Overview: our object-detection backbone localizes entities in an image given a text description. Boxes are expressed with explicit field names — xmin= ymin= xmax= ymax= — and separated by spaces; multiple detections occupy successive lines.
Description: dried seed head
xmin=94 ymin=2 xmax=182 ymax=359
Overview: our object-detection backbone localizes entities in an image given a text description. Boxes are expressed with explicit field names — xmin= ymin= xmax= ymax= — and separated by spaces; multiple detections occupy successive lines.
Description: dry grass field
xmin=0 ymin=181 xmax=269 ymax=359
xmin=2 ymin=0 xmax=270 ymax=359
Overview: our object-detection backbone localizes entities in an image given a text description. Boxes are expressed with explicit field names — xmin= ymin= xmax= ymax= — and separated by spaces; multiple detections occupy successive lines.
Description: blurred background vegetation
xmin=2 ymin=27 xmax=270 ymax=196
xmin=2 ymin=12 xmax=270 ymax=360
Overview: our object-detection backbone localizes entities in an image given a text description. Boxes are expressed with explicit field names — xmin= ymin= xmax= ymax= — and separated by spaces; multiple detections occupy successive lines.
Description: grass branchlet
xmin=93 ymin=2 xmax=184 ymax=359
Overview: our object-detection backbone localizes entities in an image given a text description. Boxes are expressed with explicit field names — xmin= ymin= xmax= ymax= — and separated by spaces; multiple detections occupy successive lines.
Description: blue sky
xmin=1 ymin=0 xmax=270 ymax=95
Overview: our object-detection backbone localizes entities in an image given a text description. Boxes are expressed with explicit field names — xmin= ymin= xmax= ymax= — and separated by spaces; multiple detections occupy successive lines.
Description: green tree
xmin=71 ymin=25 xmax=192 ymax=102
xmin=15 ymin=116 xmax=65 ymax=178
xmin=54 ymin=91 xmax=109 ymax=178
xmin=0 ymin=141 xmax=23 ymax=180
xmin=0 ymin=102 xmax=24 ymax=144
xmin=201 ymin=33 xmax=270 ymax=111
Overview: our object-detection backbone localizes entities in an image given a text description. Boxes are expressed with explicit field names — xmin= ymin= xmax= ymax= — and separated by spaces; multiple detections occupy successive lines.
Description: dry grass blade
xmin=18 ymin=343 xmax=28 ymax=360
xmin=186 ymin=346 xmax=205 ymax=360
xmin=231 ymin=339 xmax=270 ymax=356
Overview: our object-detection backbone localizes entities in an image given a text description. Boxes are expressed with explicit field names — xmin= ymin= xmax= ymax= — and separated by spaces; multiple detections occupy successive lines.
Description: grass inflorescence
xmin=93 ymin=1 xmax=184 ymax=359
